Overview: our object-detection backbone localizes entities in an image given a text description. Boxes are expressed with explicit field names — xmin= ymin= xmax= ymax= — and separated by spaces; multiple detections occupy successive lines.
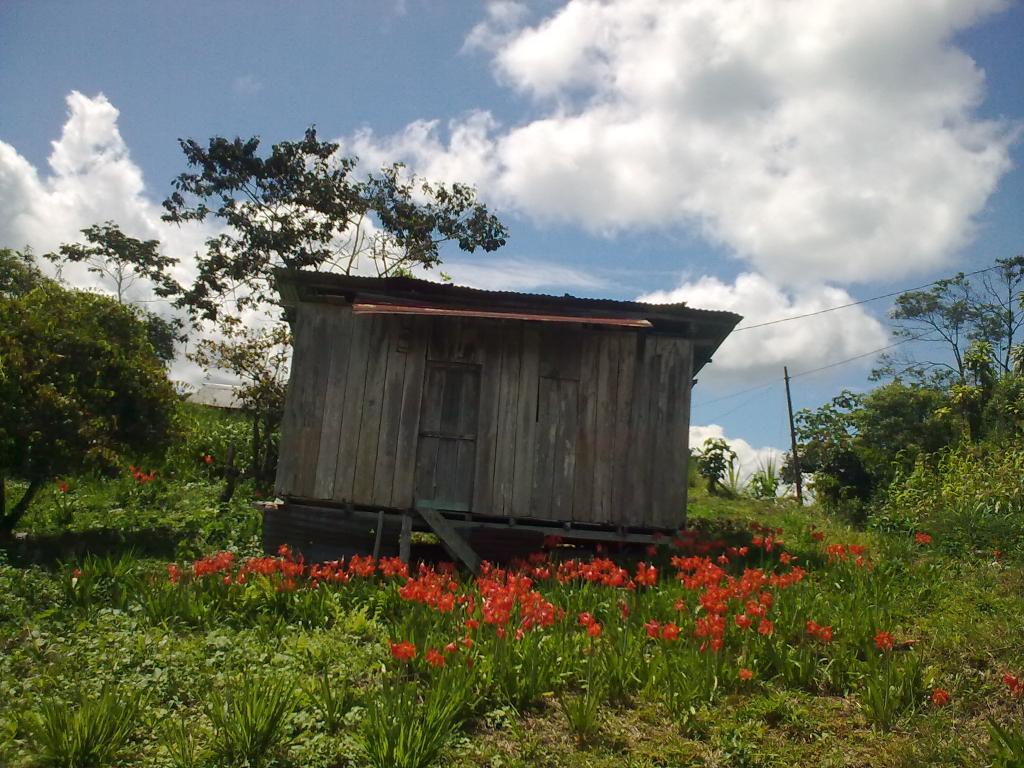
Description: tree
xmin=695 ymin=438 xmax=737 ymax=496
xmin=0 ymin=248 xmax=51 ymax=297
xmin=45 ymin=223 xmax=185 ymax=364
xmin=46 ymin=221 xmax=181 ymax=304
xmin=189 ymin=319 xmax=291 ymax=485
xmin=878 ymin=256 xmax=1024 ymax=383
xmin=162 ymin=127 xmax=509 ymax=321
xmin=794 ymin=384 xmax=958 ymax=523
xmin=0 ymin=283 xmax=177 ymax=533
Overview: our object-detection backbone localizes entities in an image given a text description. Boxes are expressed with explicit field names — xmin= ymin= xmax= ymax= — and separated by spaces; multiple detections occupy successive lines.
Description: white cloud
xmin=641 ymin=272 xmax=889 ymax=387
xmin=690 ymin=423 xmax=784 ymax=484
xmin=353 ymin=0 xmax=1018 ymax=285
xmin=232 ymin=75 xmax=263 ymax=96
xmin=0 ymin=91 xmax=215 ymax=383
xmin=422 ymin=256 xmax=607 ymax=293
xmin=463 ymin=1 xmax=530 ymax=53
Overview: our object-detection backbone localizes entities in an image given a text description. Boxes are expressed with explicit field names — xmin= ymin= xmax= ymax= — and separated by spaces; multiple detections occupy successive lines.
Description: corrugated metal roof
xmin=275 ymin=270 xmax=743 ymax=325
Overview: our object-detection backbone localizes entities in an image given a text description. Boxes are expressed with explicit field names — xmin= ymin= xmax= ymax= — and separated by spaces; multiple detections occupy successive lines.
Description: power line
xmin=732 ymin=264 xmax=1003 ymax=332
xmin=692 ymin=333 xmax=929 ymax=412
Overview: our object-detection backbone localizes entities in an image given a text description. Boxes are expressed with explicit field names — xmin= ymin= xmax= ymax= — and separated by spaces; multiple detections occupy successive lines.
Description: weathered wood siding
xmin=276 ymin=303 xmax=693 ymax=529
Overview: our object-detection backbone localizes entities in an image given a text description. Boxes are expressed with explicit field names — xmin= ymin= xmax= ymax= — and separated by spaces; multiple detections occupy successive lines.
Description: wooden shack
xmin=266 ymin=271 xmax=740 ymax=568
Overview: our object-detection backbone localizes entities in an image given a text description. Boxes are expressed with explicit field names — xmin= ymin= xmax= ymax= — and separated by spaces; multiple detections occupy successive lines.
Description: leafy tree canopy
xmin=46 ymin=221 xmax=181 ymax=304
xmin=0 ymin=282 xmax=177 ymax=532
xmin=0 ymin=248 xmax=51 ymax=297
xmin=877 ymin=256 xmax=1024 ymax=383
xmin=162 ymin=127 xmax=509 ymax=320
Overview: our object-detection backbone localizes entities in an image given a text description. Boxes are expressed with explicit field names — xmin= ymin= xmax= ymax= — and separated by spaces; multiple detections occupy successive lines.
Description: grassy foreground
xmin=1 ymin=486 xmax=1023 ymax=767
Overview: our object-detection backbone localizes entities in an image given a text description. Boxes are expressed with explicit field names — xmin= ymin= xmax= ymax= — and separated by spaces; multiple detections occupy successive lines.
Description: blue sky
xmin=2 ymin=0 xmax=1022 ymax=467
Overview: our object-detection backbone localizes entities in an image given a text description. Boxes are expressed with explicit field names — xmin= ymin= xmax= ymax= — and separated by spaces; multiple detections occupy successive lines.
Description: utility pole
xmin=783 ymin=366 xmax=804 ymax=505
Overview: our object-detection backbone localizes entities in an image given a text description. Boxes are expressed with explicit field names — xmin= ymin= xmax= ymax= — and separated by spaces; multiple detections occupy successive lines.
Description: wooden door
xmin=414 ymin=362 xmax=481 ymax=512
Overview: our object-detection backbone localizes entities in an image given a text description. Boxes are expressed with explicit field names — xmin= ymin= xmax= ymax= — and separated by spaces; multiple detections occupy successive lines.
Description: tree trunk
xmin=0 ymin=476 xmax=43 ymax=536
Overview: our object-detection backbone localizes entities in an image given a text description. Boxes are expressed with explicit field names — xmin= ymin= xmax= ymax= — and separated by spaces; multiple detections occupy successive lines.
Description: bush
xmin=23 ymin=689 xmax=139 ymax=767
xmin=873 ymin=444 xmax=1024 ymax=554
xmin=0 ymin=283 xmax=177 ymax=532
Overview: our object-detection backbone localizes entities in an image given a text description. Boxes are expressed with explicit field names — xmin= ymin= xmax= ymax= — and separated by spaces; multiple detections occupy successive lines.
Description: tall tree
xmin=877 ymin=256 xmax=1024 ymax=383
xmin=46 ymin=223 xmax=185 ymax=363
xmin=162 ymin=127 xmax=508 ymax=321
xmin=46 ymin=221 xmax=181 ymax=304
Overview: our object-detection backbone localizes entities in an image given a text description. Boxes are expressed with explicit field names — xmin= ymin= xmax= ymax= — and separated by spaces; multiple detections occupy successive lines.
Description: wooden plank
xmin=294 ymin=304 xmax=333 ymax=497
xmin=313 ymin=306 xmax=354 ymax=499
xmin=414 ymin=436 xmax=441 ymax=503
xmin=491 ymin=324 xmax=522 ymax=517
xmin=628 ymin=337 xmax=659 ymax=526
xmin=610 ymin=332 xmax=637 ymax=525
xmin=455 ymin=365 xmax=481 ymax=509
xmin=390 ymin=319 xmax=428 ymax=508
xmin=372 ymin=317 xmax=410 ymax=507
xmin=352 ymin=316 xmax=391 ymax=503
xmin=274 ymin=303 xmax=311 ymax=497
xmin=589 ymin=332 xmax=620 ymax=525
xmin=471 ymin=323 xmax=502 ymax=514
xmin=417 ymin=507 xmax=481 ymax=573
xmin=678 ymin=342 xmax=694 ymax=529
xmin=572 ymin=331 xmax=600 ymax=522
xmin=551 ymin=378 xmax=579 ymax=521
xmin=332 ymin=313 xmax=374 ymax=501
xmin=531 ymin=376 xmax=558 ymax=520
xmin=511 ymin=325 xmax=540 ymax=517
xmin=649 ymin=337 xmax=677 ymax=528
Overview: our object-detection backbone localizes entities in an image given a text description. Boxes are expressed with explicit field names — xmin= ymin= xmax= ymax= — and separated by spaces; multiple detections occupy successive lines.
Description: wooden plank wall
xmin=276 ymin=304 xmax=694 ymax=529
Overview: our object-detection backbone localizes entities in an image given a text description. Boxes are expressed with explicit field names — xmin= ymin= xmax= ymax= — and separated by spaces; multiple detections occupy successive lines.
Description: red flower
xmin=465 ymin=618 xmax=480 ymax=631
xmin=645 ymin=619 xmax=661 ymax=638
xmin=56 ymin=481 xmax=70 ymax=494
xmin=71 ymin=568 xmax=82 ymax=579
xmin=874 ymin=631 xmax=895 ymax=652
xmin=203 ymin=454 xmax=214 ymax=465
xmin=811 ymin=531 xmax=825 ymax=542
xmin=166 ymin=563 xmax=182 ymax=583
xmin=426 ymin=648 xmax=445 ymax=668
xmin=757 ymin=619 xmax=774 ymax=637
xmin=390 ymin=640 xmax=416 ymax=662
xmin=739 ymin=667 xmax=753 ymax=681
xmin=660 ymin=622 xmax=680 ymax=641
xmin=734 ymin=614 xmax=752 ymax=631
xmin=1004 ymin=673 xmax=1023 ymax=696
xmin=930 ymin=688 xmax=950 ymax=706
xmin=587 ymin=621 xmax=603 ymax=638
xmin=914 ymin=532 xmax=933 ymax=545
xmin=577 ymin=612 xmax=595 ymax=627
xmin=444 ymin=642 xmax=458 ymax=655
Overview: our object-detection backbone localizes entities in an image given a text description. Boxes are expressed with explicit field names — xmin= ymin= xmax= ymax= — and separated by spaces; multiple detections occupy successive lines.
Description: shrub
xmin=359 ymin=674 xmax=469 ymax=768
xmin=874 ymin=444 xmax=1024 ymax=554
xmin=0 ymin=283 xmax=177 ymax=533
xmin=205 ymin=675 xmax=296 ymax=768
xmin=24 ymin=689 xmax=138 ymax=767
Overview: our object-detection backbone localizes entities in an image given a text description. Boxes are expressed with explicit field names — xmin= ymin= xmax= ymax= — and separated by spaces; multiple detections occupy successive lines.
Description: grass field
xmin=1 ymin=459 xmax=1023 ymax=767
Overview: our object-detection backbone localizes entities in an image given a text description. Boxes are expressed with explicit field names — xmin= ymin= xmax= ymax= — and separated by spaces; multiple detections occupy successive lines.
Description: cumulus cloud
xmin=353 ymin=0 xmax=1017 ymax=285
xmin=0 ymin=91 xmax=216 ymax=384
xmin=640 ymin=272 xmax=889 ymax=387
xmin=0 ymin=91 xmax=211 ymax=300
xmin=690 ymin=423 xmax=784 ymax=483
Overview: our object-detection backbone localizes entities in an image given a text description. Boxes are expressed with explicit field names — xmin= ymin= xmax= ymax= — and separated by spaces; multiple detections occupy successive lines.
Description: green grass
xmin=1 ymin=452 xmax=1023 ymax=767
